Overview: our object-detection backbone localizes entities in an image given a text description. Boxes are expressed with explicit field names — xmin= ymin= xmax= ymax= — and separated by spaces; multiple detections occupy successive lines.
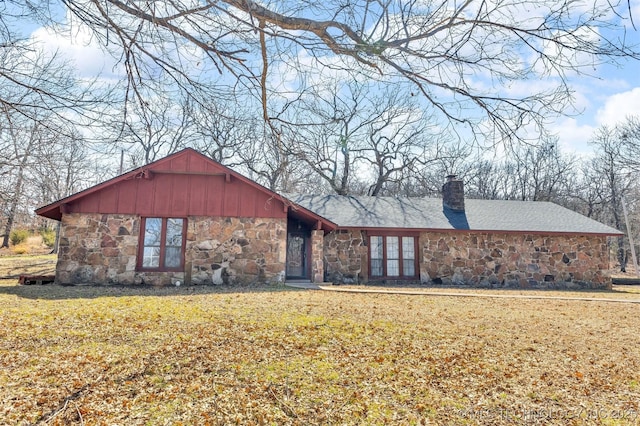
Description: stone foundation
xmin=56 ymin=213 xmax=286 ymax=286
xmin=420 ymin=232 xmax=612 ymax=289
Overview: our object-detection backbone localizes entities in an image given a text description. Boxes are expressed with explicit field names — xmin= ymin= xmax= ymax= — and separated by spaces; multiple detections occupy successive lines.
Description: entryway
xmin=286 ymin=219 xmax=310 ymax=280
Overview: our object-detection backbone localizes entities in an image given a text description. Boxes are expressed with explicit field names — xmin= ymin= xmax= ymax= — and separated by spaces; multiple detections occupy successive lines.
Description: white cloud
xmin=596 ymin=87 xmax=640 ymax=126
xmin=29 ymin=15 xmax=122 ymax=80
xmin=551 ymin=118 xmax=596 ymax=155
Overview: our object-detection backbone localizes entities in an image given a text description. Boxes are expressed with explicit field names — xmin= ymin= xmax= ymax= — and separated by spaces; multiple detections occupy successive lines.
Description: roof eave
xmin=334 ymin=226 xmax=623 ymax=237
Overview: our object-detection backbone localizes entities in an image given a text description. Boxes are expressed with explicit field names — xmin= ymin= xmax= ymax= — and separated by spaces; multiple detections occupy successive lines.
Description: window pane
xmin=371 ymin=259 xmax=383 ymax=276
xmin=387 ymin=259 xmax=399 ymax=276
xmin=386 ymin=236 xmax=398 ymax=259
xmin=402 ymin=237 xmax=415 ymax=260
xmin=144 ymin=218 xmax=162 ymax=246
xmin=166 ymin=218 xmax=183 ymax=246
xmin=387 ymin=235 xmax=400 ymax=276
xmin=370 ymin=236 xmax=383 ymax=276
xmin=165 ymin=247 xmax=181 ymax=268
xmin=370 ymin=236 xmax=383 ymax=259
xmin=143 ymin=246 xmax=160 ymax=267
xmin=403 ymin=260 xmax=415 ymax=277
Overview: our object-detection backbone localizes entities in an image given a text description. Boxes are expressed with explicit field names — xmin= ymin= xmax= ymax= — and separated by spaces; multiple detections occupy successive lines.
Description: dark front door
xmin=286 ymin=232 xmax=307 ymax=279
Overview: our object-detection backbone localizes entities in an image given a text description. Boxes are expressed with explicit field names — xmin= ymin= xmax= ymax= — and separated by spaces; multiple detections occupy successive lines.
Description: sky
xmin=545 ymin=0 xmax=640 ymax=155
xmin=23 ymin=0 xmax=640 ymax=158
xmin=550 ymin=48 xmax=640 ymax=155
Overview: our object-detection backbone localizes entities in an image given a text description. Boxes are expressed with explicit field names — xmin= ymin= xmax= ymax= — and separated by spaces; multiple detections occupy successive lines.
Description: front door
xmin=286 ymin=232 xmax=307 ymax=279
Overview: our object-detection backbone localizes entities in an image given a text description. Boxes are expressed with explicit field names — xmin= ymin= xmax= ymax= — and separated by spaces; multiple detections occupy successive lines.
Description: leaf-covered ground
xmin=0 ymin=258 xmax=639 ymax=424
xmin=1 ymin=288 xmax=639 ymax=425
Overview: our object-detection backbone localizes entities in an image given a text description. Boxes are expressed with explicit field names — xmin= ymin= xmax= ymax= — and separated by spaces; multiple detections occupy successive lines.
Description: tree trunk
xmin=1 ymin=125 xmax=35 ymax=248
xmin=1 ymin=163 xmax=26 ymax=248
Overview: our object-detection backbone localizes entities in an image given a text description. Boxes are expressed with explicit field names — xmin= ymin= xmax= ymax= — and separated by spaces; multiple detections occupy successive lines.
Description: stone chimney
xmin=442 ymin=174 xmax=465 ymax=211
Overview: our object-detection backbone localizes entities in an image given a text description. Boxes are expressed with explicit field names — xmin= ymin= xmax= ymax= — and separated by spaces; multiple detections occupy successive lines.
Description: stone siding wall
xmin=420 ymin=232 xmax=611 ymax=289
xmin=310 ymin=230 xmax=324 ymax=283
xmin=56 ymin=213 xmax=287 ymax=286
xmin=323 ymin=230 xmax=366 ymax=284
xmin=57 ymin=213 xmax=142 ymax=285
xmin=57 ymin=214 xmax=612 ymax=289
xmin=187 ymin=216 xmax=287 ymax=285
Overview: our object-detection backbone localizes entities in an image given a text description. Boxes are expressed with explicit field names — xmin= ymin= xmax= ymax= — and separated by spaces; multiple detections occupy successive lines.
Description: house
xmin=36 ymin=149 xmax=622 ymax=289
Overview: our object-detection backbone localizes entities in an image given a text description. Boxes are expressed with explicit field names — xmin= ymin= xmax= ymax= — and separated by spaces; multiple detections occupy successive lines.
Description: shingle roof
xmin=287 ymin=194 xmax=622 ymax=235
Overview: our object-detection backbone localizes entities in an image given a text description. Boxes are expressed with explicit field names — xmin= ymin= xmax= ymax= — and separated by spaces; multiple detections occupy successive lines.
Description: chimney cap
xmin=446 ymin=174 xmax=458 ymax=181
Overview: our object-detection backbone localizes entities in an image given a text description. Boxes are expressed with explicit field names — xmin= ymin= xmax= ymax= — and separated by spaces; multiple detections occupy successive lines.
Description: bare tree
xmin=618 ymin=116 xmax=640 ymax=172
xmin=221 ymin=116 xmax=295 ymax=192
xmin=357 ymin=94 xmax=440 ymax=196
xmin=1 ymin=1 xmax=111 ymax=135
xmin=113 ymin=93 xmax=199 ymax=167
xmin=506 ymin=140 xmax=575 ymax=202
xmin=410 ymin=141 xmax=478 ymax=197
xmin=35 ymin=0 xmax=637 ymax=146
xmin=0 ymin=108 xmax=72 ymax=247
xmin=0 ymin=107 xmax=37 ymax=247
xmin=589 ymin=125 xmax=636 ymax=271
xmin=464 ymin=159 xmax=510 ymax=200
xmin=191 ymin=102 xmax=252 ymax=168
xmin=282 ymin=83 xmax=444 ymax=195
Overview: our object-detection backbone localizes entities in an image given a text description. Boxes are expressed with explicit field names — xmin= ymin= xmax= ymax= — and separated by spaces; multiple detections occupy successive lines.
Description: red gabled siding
xmin=205 ymin=174 xmax=224 ymax=216
xmin=117 ymin=182 xmax=137 ymax=214
xmin=64 ymin=150 xmax=288 ymax=219
xmin=136 ymin=178 xmax=155 ymax=215
xmin=188 ymin=175 xmax=207 ymax=214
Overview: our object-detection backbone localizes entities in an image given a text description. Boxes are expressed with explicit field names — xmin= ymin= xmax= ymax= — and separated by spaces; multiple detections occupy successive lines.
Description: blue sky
xmin=23 ymin=1 xmax=640 ymax=157
xmin=546 ymin=0 xmax=640 ymax=155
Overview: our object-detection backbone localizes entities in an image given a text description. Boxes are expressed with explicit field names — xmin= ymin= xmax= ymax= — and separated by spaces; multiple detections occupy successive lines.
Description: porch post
xmin=310 ymin=229 xmax=324 ymax=283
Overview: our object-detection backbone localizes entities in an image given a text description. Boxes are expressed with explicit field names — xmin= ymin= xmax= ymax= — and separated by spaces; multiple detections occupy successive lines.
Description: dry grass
xmin=0 ymin=257 xmax=639 ymax=425
xmin=0 ymin=254 xmax=56 ymax=284
xmin=331 ymin=283 xmax=640 ymax=301
xmin=0 ymin=235 xmax=53 ymax=257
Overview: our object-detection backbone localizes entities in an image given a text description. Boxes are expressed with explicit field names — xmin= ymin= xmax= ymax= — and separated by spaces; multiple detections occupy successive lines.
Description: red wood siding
xmin=67 ymin=152 xmax=287 ymax=219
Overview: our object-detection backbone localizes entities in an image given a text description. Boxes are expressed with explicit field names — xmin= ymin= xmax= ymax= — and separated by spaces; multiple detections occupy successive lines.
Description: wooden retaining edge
xmin=18 ymin=275 xmax=56 ymax=285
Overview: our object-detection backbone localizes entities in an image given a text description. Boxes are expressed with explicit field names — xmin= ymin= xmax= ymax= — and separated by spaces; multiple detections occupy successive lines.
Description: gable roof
xmin=36 ymin=148 xmax=621 ymax=237
xmin=288 ymin=194 xmax=623 ymax=236
xmin=35 ymin=148 xmax=336 ymax=230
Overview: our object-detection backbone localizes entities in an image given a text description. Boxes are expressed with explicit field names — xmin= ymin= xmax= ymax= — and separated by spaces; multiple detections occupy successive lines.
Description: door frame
xmin=286 ymin=220 xmax=311 ymax=279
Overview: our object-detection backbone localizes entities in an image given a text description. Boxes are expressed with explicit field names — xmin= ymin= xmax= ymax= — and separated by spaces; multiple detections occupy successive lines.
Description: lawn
xmin=0 ymin=256 xmax=639 ymax=425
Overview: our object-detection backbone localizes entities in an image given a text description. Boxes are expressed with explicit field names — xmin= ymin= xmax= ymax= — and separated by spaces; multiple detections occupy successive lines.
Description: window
xmin=369 ymin=235 xmax=417 ymax=278
xmin=138 ymin=217 xmax=186 ymax=271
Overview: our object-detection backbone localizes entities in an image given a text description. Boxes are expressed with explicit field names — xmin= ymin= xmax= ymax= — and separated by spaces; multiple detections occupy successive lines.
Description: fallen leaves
xmin=0 ymin=284 xmax=638 ymax=424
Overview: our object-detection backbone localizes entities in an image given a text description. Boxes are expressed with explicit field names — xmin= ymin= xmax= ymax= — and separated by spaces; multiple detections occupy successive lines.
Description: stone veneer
xmin=420 ymin=232 xmax=612 ymax=289
xmin=56 ymin=214 xmax=612 ymax=289
xmin=56 ymin=213 xmax=287 ymax=286
xmin=57 ymin=214 xmax=140 ymax=285
xmin=187 ymin=216 xmax=286 ymax=285
xmin=310 ymin=230 xmax=324 ymax=283
xmin=321 ymin=229 xmax=612 ymax=289
xmin=323 ymin=229 xmax=367 ymax=284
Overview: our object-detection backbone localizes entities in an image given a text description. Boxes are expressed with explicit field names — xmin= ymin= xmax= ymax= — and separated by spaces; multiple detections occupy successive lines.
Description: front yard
xmin=0 ymin=256 xmax=639 ymax=424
